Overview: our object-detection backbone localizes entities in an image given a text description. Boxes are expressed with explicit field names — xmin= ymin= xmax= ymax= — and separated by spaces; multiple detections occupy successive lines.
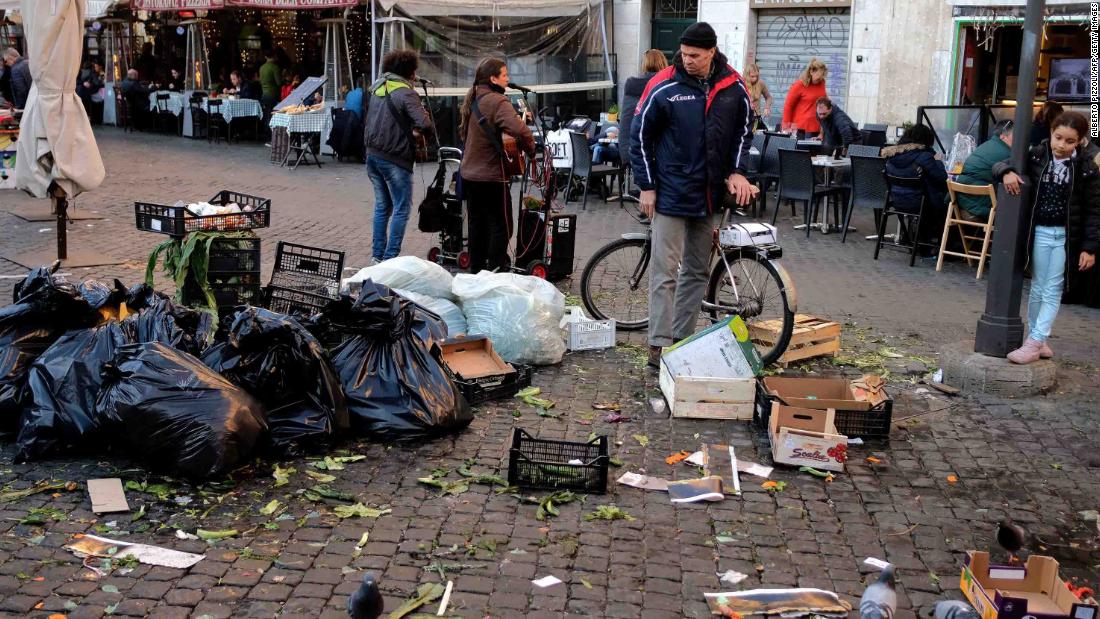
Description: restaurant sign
xmin=133 ymin=0 xmax=224 ymax=9
xmin=749 ymin=0 xmax=851 ymax=7
xmin=133 ymin=0 xmax=357 ymax=9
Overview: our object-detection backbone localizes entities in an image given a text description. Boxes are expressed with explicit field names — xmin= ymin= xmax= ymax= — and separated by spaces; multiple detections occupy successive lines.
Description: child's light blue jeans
xmin=1026 ymin=225 xmax=1066 ymax=342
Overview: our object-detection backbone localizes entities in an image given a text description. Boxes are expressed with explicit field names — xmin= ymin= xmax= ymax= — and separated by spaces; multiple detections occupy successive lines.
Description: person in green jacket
xmin=955 ymin=120 xmax=1014 ymax=220
xmin=258 ymin=49 xmax=282 ymax=116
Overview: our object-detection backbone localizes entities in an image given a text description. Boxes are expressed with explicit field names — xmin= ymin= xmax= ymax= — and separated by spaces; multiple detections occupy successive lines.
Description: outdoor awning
xmin=422 ymin=80 xmax=613 ymax=97
xmin=0 ymin=0 xmax=118 ymax=17
xmin=130 ymin=0 xmax=358 ymax=8
xmin=377 ymin=0 xmax=601 ymax=17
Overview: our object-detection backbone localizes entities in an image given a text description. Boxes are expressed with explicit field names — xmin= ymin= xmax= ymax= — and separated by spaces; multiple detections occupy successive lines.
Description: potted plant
xmin=607 ymin=104 xmax=619 ymax=122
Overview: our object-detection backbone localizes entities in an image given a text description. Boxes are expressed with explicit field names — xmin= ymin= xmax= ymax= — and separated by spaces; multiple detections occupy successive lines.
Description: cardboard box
xmin=961 ymin=551 xmax=1098 ymax=619
xmin=761 ymin=376 xmax=875 ymax=411
xmin=767 ymin=402 xmax=848 ymax=472
xmin=440 ymin=335 xmax=529 ymax=404
xmin=659 ymin=316 xmax=761 ymax=419
xmin=757 ymin=375 xmax=893 ymax=438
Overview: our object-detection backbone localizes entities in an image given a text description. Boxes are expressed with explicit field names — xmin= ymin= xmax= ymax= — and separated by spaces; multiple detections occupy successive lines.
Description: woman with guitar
xmin=459 ymin=58 xmax=536 ymax=273
xmin=363 ymin=50 xmax=434 ymax=264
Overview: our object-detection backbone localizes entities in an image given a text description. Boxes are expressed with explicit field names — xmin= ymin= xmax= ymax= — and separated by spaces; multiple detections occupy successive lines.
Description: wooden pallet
xmin=749 ymin=314 xmax=841 ymax=367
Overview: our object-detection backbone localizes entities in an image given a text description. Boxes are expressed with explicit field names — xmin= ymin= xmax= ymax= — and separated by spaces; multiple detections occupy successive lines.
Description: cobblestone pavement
xmin=0 ymin=129 xmax=1097 ymax=619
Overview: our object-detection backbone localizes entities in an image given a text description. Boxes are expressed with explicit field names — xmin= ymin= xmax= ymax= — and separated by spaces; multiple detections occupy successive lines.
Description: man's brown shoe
xmin=647 ymin=345 xmax=661 ymax=369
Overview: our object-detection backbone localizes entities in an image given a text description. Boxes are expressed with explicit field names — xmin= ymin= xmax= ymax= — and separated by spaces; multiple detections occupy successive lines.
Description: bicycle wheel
xmin=705 ymin=251 xmax=794 ymax=367
xmin=580 ymin=237 xmax=650 ymax=331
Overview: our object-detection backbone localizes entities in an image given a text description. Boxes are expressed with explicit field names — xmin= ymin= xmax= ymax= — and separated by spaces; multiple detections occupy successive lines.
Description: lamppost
xmin=973 ymin=0 xmax=1045 ymax=357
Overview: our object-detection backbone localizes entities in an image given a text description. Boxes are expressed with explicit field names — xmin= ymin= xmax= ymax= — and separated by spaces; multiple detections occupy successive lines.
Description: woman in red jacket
xmin=781 ymin=59 xmax=828 ymax=138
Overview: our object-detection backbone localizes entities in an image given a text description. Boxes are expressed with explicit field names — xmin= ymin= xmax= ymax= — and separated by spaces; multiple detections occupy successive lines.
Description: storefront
xmin=949 ymin=2 xmax=1094 ymax=106
xmin=749 ymin=0 xmax=851 ymax=114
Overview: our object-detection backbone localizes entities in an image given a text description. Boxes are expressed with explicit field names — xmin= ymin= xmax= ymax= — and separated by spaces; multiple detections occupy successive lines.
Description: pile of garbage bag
xmin=323 ymin=281 xmax=473 ymax=441
xmin=340 ymin=257 xmax=567 ymax=366
xmin=0 ymin=265 xmax=474 ymax=478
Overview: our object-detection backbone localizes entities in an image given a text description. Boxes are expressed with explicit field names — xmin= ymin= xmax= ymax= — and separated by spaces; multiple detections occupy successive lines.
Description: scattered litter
xmin=389 ymin=582 xmax=446 ymax=618
xmin=649 ymin=397 xmax=667 ymax=415
xmin=196 ymin=529 xmax=238 ymax=542
xmin=864 ymin=557 xmax=891 ymax=570
xmin=532 ymin=575 xmax=563 ymax=588
xmin=515 ymin=386 xmax=555 ymax=410
xmin=39 ymin=228 xmax=52 ymax=233
xmin=437 ymin=580 xmax=454 ymax=615
xmin=173 ymin=496 xmax=192 ymax=506
xmin=86 ymin=479 xmax=129 ymax=514
xmin=259 ymin=500 xmax=281 ymax=516
xmin=799 ymin=466 xmax=835 ymax=482
xmin=633 ymin=434 xmax=649 ymax=447
xmin=684 ymin=448 xmax=772 ymax=478
xmin=665 ymin=450 xmax=692 ymax=465
xmin=1079 ymin=510 xmax=1098 ymax=522
xmin=592 ymin=402 xmax=620 ymax=411
xmin=668 ymin=477 xmax=724 ymax=503
xmin=716 ymin=536 xmax=736 ymax=544
xmin=603 ymin=413 xmax=631 ymax=423
xmin=585 ymin=505 xmax=635 ymax=521
xmin=66 ymin=534 xmax=204 ymax=569
xmin=726 ymin=445 xmax=741 ymax=496
xmin=175 ymin=530 xmax=199 ymax=540
xmin=866 ymin=456 xmax=882 ymax=464
xmin=717 ymin=570 xmax=749 ymax=585
xmin=933 ymin=368 xmax=944 ymax=383
xmin=762 ymin=481 xmax=787 ymax=492
xmin=926 ymin=381 xmax=961 ymax=396
xmin=568 ymin=459 xmax=583 ymax=465
xmin=333 ymin=503 xmax=391 ymax=519
xmin=848 ymin=437 xmax=864 ymax=445
xmin=616 ymin=472 xmax=669 ymax=492
xmin=947 ymin=475 xmax=959 ymax=484
xmin=704 ymin=587 xmax=852 ymax=618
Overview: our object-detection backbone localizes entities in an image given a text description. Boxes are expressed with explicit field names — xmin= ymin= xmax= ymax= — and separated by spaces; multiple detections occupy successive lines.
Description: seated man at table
xmin=120 ymin=69 xmax=151 ymax=129
xmin=954 ymin=119 xmax=1013 ymax=221
xmin=591 ymin=126 xmax=620 ymax=165
xmin=815 ymin=97 xmax=860 ymax=155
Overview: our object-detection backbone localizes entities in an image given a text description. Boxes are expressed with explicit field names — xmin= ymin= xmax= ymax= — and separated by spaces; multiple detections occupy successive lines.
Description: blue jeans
xmin=1026 ymin=226 xmax=1066 ymax=342
xmin=366 ymin=155 xmax=413 ymax=261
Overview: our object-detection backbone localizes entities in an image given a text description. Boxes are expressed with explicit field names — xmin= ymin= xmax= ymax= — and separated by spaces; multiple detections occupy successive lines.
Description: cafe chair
xmin=154 ymin=93 xmax=175 ymax=134
xmin=861 ymin=124 xmax=888 ymax=147
xmin=841 ymin=155 xmax=888 ymax=243
xmin=206 ymin=98 xmax=230 ymax=144
xmin=877 ymin=172 xmax=937 ymax=267
xmin=116 ymin=90 xmax=134 ymax=133
xmin=566 ymin=131 xmax=619 ymax=211
xmin=937 ymin=181 xmax=997 ymax=279
xmin=847 ymin=144 xmax=882 ymax=158
xmin=750 ymin=133 xmax=794 ymax=218
xmin=774 ymin=148 xmax=845 ymax=238
xmin=188 ymin=93 xmax=207 ymax=139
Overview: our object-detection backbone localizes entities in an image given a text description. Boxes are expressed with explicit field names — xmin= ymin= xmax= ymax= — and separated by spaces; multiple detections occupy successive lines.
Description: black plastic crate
xmin=507 ymin=428 xmax=609 ymax=494
xmin=207 ymin=237 xmax=261 ymax=274
xmin=135 ymin=190 xmax=271 ymax=236
xmin=754 ymin=380 xmax=893 ymax=439
xmin=453 ymin=364 xmax=532 ymax=406
xmin=272 ymin=241 xmax=345 ymax=281
xmin=210 ymin=282 xmax=264 ymax=315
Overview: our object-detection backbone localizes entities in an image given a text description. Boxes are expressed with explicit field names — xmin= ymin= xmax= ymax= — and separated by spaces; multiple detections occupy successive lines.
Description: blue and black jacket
xmin=629 ymin=52 xmax=754 ymax=218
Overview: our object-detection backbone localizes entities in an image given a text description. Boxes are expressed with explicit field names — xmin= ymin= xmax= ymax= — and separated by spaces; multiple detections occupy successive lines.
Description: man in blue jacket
xmin=629 ymin=22 xmax=757 ymax=367
xmin=3 ymin=48 xmax=31 ymax=110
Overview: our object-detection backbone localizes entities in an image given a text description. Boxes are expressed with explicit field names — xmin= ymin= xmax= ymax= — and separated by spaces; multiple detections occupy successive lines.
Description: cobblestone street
xmin=0 ymin=129 xmax=1097 ymax=619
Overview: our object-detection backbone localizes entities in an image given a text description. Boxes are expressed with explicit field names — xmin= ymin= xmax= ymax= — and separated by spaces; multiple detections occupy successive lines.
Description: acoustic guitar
xmin=501 ymin=134 xmax=526 ymax=177
xmin=412 ymin=128 xmax=429 ymax=163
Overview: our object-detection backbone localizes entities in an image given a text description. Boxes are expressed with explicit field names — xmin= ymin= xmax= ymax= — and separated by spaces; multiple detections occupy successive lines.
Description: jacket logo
xmin=667 ymin=94 xmax=697 ymax=102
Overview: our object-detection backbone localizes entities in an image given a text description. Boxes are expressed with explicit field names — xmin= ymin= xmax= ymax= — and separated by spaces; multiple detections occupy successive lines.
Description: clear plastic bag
xmin=393 ymin=289 xmax=467 ymax=337
xmin=340 ymin=256 xmax=455 ymax=300
xmin=452 ymin=271 xmax=565 ymax=366
xmin=946 ymin=132 xmax=977 ymax=175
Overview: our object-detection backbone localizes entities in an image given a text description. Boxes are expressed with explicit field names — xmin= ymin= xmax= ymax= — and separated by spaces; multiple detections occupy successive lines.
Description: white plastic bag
xmin=340 ymin=256 xmax=455 ymax=300
xmin=452 ymin=271 xmax=566 ymax=366
xmin=946 ymin=132 xmax=977 ymax=175
xmin=393 ymin=289 xmax=467 ymax=337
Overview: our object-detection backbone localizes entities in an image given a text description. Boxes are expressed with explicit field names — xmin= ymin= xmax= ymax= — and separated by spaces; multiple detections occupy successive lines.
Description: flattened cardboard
xmin=661 ymin=316 xmax=763 ymax=379
xmin=768 ymin=403 xmax=848 ymax=472
xmin=440 ymin=336 xmax=515 ymax=381
xmin=762 ymin=376 xmax=875 ymax=411
xmin=87 ymin=478 xmax=130 ymax=514
xmin=961 ymin=551 xmax=1098 ymax=619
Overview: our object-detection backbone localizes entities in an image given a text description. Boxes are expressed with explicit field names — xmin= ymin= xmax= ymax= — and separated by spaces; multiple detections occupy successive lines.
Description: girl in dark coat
xmin=996 ymin=112 xmax=1100 ymax=363
xmin=880 ymin=124 xmax=949 ymax=251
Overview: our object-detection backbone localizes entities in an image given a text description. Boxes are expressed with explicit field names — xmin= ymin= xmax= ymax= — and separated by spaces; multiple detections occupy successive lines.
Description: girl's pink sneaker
xmin=1039 ymin=341 xmax=1053 ymax=359
xmin=1007 ymin=338 xmax=1043 ymax=364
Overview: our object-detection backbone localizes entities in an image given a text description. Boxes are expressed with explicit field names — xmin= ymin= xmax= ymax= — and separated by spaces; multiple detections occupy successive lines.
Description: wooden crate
xmin=749 ymin=314 xmax=841 ymax=367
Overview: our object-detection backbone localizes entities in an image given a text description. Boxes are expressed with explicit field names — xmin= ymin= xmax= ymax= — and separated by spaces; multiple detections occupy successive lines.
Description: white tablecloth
xmin=148 ymin=91 xmax=185 ymax=116
xmin=269 ymin=111 xmax=329 ymax=134
xmin=203 ymin=98 xmax=263 ymax=124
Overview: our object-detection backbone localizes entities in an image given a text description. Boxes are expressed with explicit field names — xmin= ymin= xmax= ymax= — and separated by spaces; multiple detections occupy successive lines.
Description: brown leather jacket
xmin=460 ymin=85 xmax=535 ymax=183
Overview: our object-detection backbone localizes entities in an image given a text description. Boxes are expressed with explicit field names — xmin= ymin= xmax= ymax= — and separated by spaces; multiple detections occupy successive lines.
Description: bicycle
xmin=579 ymin=206 xmax=797 ymax=366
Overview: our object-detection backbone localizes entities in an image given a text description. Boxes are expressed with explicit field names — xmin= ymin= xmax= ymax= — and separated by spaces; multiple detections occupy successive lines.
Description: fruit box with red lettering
xmin=961 ymin=551 xmax=1098 ymax=619
xmin=767 ymin=402 xmax=848 ymax=472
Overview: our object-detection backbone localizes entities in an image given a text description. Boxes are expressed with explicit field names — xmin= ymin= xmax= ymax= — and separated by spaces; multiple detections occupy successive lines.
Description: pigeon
xmin=860 ymin=565 xmax=897 ymax=619
xmin=933 ymin=600 xmax=981 ymax=619
xmin=996 ymin=519 xmax=1028 ymax=563
xmin=346 ymin=572 xmax=383 ymax=619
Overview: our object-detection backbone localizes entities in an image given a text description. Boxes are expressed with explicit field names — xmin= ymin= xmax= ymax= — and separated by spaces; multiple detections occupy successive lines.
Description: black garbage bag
xmin=121 ymin=284 xmax=214 ymax=356
xmin=78 ymin=279 xmax=128 ymax=312
xmin=201 ymin=307 xmax=349 ymax=456
xmin=15 ymin=322 xmax=130 ymax=462
xmin=326 ymin=281 xmax=472 ymax=442
xmin=0 ymin=265 xmax=99 ymax=427
xmin=96 ymin=342 xmax=267 ymax=478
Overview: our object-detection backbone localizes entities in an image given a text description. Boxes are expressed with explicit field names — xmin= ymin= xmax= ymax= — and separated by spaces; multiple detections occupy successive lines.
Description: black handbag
xmin=418 ymin=162 xmax=447 ymax=233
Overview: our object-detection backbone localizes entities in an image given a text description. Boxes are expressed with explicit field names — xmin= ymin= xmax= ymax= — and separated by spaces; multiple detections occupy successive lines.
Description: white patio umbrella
xmin=14 ymin=0 xmax=106 ymax=260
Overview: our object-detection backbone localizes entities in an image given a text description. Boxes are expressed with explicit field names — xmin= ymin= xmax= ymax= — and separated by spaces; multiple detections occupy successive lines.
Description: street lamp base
xmin=941 ymin=340 xmax=1056 ymax=397
xmin=974 ymin=313 xmax=1025 ymax=357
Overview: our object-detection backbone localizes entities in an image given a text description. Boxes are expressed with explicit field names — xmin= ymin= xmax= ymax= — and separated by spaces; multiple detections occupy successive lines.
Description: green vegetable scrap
xmin=584 ymin=505 xmax=635 ymax=522
xmin=272 ymin=465 xmax=296 ymax=487
xmin=304 ymin=470 xmax=336 ymax=483
xmin=309 ymin=486 xmax=356 ymax=501
xmin=387 ymin=583 xmax=446 ymax=619
xmin=530 ymin=491 xmax=580 ymax=521
xmin=632 ymin=434 xmax=649 ymax=447
xmin=146 ymin=231 xmax=256 ymax=318
xmin=333 ymin=503 xmax=392 ymax=519
xmin=259 ymin=500 xmax=281 ymax=516
xmin=196 ymin=529 xmax=239 ymax=541
xmin=0 ymin=480 xmax=71 ymax=503
xmin=418 ymin=477 xmax=469 ymax=496
xmin=515 ymin=386 xmax=555 ymax=410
